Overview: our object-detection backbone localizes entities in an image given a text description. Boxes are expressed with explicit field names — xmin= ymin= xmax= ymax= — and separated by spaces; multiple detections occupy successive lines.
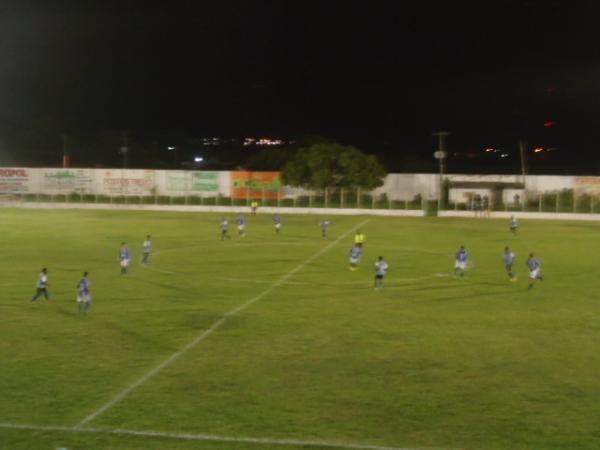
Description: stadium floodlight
xmin=194 ymin=156 xmax=204 ymax=162
xmin=433 ymin=131 xmax=450 ymax=210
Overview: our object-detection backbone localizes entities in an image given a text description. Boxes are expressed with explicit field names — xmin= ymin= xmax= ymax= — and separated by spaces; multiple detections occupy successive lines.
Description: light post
xmin=61 ymin=134 xmax=70 ymax=168
xmin=433 ymin=131 xmax=450 ymax=210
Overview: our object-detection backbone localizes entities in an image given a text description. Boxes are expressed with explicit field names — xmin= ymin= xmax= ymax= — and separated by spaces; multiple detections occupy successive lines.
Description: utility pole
xmin=433 ymin=131 xmax=450 ymax=210
xmin=519 ymin=139 xmax=527 ymax=183
xmin=61 ymin=134 xmax=70 ymax=168
xmin=519 ymin=139 xmax=527 ymax=207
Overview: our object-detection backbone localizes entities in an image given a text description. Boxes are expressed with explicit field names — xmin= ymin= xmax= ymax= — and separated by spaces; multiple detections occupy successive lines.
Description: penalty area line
xmin=74 ymin=219 xmax=370 ymax=429
xmin=0 ymin=422 xmax=418 ymax=450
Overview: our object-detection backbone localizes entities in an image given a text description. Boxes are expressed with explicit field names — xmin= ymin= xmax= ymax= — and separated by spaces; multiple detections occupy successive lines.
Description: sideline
xmin=0 ymin=422 xmax=418 ymax=450
xmin=2 ymin=202 xmax=424 ymax=217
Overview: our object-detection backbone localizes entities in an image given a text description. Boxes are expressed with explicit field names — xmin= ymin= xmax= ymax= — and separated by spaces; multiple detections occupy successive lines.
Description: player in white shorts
xmin=348 ymin=244 xmax=362 ymax=271
xmin=526 ymin=253 xmax=543 ymax=289
xmin=454 ymin=245 xmax=469 ymax=277
xmin=77 ymin=271 xmax=92 ymax=314
xmin=237 ymin=215 xmax=246 ymax=237
xmin=273 ymin=214 xmax=282 ymax=234
xmin=119 ymin=242 xmax=131 ymax=275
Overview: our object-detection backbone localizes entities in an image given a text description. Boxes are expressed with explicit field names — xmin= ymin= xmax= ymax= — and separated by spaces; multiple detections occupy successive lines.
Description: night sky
xmin=1 ymin=1 xmax=599 ymax=171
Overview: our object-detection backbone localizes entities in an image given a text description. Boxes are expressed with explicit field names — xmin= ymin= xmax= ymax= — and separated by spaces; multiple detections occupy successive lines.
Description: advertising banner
xmin=165 ymin=171 xmax=220 ymax=193
xmin=0 ymin=168 xmax=29 ymax=193
xmin=231 ymin=171 xmax=281 ymax=199
xmin=191 ymin=171 xmax=219 ymax=192
xmin=166 ymin=172 xmax=188 ymax=191
xmin=42 ymin=169 xmax=94 ymax=193
xmin=102 ymin=170 xmax=156 ymax=195
xmin=575 ymin=177 xmax=600 ymax=194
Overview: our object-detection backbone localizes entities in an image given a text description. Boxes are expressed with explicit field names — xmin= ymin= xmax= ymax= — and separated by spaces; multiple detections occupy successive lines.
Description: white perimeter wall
xmin=0 ymin=168 xmax=231 ymax=197
xmin=1 ymin=168 xmax=599 ymax=201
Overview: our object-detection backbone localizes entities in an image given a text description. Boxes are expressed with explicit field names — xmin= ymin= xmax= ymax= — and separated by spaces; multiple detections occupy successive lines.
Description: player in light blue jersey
xmin=77 ymin=272 xmax=92 ymax=314
xmin=510 ymin=216 xmax=518 ymax=234
xmin=454 ymin=245 xmax=469 ymax=277
xmin=526 ymin=253 xmax=543 ymax=289
xmin=119 ymin=242 xmax=131 ymax=275
xmin=220 ymin=218 xmax=231 ymax=240
xmin=273 ymin=214 xmax=282 ymax=234
xmin=31 ymin=268 xmax=51 ymax=302
xmin=374 ymin=256 xmax=388 ymax=289
xmin=348 ymin=244 xmax=362 ymax=271
xmin=237 ymin=215 xmax=246 ymax=237
xmin=504 ymin=246 xmax=516 ymax=281
xmin=142 ymin=235 xmax=152 ymax=266
xmin=320 ymin=219 xmax=330 ymax=238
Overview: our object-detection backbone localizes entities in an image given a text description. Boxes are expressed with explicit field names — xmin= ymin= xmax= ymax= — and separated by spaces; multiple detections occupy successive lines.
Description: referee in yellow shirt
xmin=354 ymin=230 xmax=365 ymax=247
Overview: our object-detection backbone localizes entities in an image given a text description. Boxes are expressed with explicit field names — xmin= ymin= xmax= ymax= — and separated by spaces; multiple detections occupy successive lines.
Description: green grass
xmin=1 ymin=209 xmax=600 ymax=450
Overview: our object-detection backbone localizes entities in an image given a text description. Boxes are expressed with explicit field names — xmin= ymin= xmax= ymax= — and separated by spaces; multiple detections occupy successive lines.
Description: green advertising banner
xmin=166 ymin=172 xmax=219 ymax=192
xmin=191 ymin=172 xmax=219 ymax=192
xmin=42 ymin=169 xmax=94 ymax=192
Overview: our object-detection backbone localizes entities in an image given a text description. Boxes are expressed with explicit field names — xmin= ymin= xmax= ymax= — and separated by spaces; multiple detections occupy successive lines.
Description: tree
xmin=282 ymin=143 xmax=386 ymax=190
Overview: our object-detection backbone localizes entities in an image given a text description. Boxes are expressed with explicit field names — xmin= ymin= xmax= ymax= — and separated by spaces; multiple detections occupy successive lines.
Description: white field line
xmin=0 ymin=422 xmax=418 ymax=450
xmin=214 ymin=276 xmax=308 ymax=285
xmin=74 ymin=220 xmax=370 ymax=429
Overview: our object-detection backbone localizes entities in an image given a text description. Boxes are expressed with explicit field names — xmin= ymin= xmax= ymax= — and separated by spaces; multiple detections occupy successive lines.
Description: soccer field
xmin=2 ymin=209 xmax=600 ymax=450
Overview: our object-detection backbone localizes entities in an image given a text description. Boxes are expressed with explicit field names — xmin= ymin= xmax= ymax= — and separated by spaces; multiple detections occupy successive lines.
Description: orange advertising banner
xmin=231 ymin=171 xmax=282 ymax=199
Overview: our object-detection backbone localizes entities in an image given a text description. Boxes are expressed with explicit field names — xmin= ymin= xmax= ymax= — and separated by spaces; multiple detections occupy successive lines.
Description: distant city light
xmin=534 ymin=147 xmax=544 ymax=153
xmin=194 ymin=156 xmax=204 ymax=162
xmin=244 ymin=137 xmax=284 ymax=146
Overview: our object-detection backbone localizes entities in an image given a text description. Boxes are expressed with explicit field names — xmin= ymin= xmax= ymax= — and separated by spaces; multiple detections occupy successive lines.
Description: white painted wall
xmin=438 ymin=210 xmax=600 ymax=221
xmin=2 ymin=168 xmax=600 ymax=202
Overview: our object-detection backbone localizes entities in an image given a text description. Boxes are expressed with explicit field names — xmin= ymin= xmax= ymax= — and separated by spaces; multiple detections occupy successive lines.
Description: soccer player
xmin=119 ymin=242 xmax=131 ymax=275
xmin=348 ymin=244 xmax=362 ymax=271
xmin=482 ymin=195 xmax=490 ymax=217
xmin=454 ymin=245 xmax=469 ymax=277
xmin=237 ymin=215 xmax=246 ymax=237
xmin=250 ymin=201 xmax=259 ymax=215
xmin=504 ymin=246 xmax=516 ymax=281
xmin=31 ymin=268 xmax=51 ymax=302
xmin=142 ymin=235 xmax=152 ymax=266
xmin=220 ymin=217 xmax=231 ymax=240
xmin=374 ymin=256 xmax=388 ymax=289
xmin=77 ymin=271 xmax=92 ymax=314
xmin=354 ymin=230 xmax=365 ymax=247
xmin=526 ymin=253 xmax=543 ymax=289
xmin=320 ymin=219 xmax=330 ymax=238
xmin=510 ymin=216 xmax=518 ymax=234
xmin=273 ymin=214 xmax=282 ymax=234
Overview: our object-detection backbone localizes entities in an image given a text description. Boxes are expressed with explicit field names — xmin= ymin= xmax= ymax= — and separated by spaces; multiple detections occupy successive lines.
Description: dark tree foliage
xmin=282 ymin=143 xmax=386 ymax=190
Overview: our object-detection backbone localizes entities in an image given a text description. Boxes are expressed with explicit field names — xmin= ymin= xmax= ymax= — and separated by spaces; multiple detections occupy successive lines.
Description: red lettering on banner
xmin=0 ymin=169 xmax=27 ymax=177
